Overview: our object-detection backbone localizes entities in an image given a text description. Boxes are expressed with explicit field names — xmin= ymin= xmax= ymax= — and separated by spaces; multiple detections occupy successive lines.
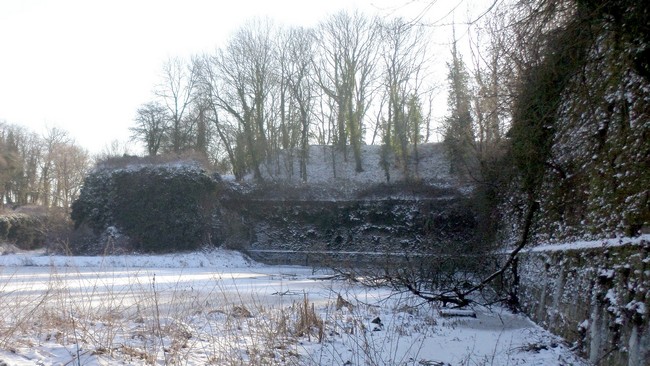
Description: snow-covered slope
xmin=0 ymin=247 xmax=258 ymax=268
xmin=255 ymin=142 xmax=454 ymax=186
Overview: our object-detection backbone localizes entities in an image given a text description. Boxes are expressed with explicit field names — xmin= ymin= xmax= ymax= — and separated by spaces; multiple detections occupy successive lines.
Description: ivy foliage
xmin=0 ymin=213 xmax=45 ymax=250
xmin=508 ymin=0 xmax=650 ymax=241
xmin=510 ymin=12 xmax=591 ymax=194
xmin=71 ymin=163 xmax=218 ymax=253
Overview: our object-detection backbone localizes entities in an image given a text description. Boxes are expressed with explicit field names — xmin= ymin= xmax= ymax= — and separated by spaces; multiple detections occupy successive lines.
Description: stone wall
xmin=516 ymin=239 xmax=649 ymax=365
xmin=215 ymin=177 xmax=650 ymax=365
xmin=217 ymin=196 xmax=478 ymax=260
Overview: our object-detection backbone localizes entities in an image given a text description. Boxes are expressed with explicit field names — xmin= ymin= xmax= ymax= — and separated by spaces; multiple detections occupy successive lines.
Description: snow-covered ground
xmin=254 ymin=143 xmax=454 ymax=186
xmin=0 ymin=249 xmax=588 ymax=365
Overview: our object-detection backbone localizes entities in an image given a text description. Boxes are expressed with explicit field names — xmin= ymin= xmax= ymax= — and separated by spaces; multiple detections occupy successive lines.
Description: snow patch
xmin=523 ymin=234 xmax=650 ymax=253
xmin=0 ymin=247 xmax=258 ymax=269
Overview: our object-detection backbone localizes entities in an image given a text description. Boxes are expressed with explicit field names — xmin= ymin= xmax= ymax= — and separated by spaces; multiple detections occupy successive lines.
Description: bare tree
xmin=280 ymin=26 xmax=316 ymax=182
xmin=0 ymin=123 xmax=90 ymax=210
xmin=194 ymin=54 xmax=244 ymax=178
xmin=378 ymin=17 xmax=429 ymax=179
xmin=51 ymin=143 xmax=90 ymax=209
xmin=156 ymin=57 xmax=198 ymax=154
xmin=209 ymin=19 xmax=278 ymax=181
xmin=7 ymin=127 xmax=43 ymax=206
xmin=130 ymin=101 xmax=169 ymax=156
xmin=315 ymin=10 xmax=378 ymax=172
xmin=274 ymin=27 xmax=298 ymax=177
xmin=40 ymin=127 xmax=70 ymax=208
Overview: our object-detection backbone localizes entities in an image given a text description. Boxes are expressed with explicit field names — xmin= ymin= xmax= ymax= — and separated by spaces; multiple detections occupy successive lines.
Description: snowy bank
xmin=0 ymin=248 xmax=258 ymax=269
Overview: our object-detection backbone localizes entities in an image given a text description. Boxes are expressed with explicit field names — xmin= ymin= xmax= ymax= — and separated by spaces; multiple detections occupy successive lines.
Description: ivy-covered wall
xmin=214 ymin=180 xmax=482 ymax=266
xmin=71 ymin=163 xmax=218 ymax=253
xmin=505 ymin=0 xmax=650 ymax=245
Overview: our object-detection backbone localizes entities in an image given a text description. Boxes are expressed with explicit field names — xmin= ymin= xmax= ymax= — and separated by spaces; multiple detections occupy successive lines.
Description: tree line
xmin=131 ymin=11 xmax=437 ymax=182
xmin=0 ymin=123 xmax=90 ymax=210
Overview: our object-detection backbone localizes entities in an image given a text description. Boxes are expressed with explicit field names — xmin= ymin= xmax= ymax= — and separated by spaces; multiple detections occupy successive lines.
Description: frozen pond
xmin=0 ymin=249 xmax=588 ymax=365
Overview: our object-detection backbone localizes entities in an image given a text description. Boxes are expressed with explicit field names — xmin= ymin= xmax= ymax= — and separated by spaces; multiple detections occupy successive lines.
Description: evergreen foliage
xmin=443 ymin=40 xmax=475 ymax=178
xmin=0 ymin=213 xmax=45 ymax=250
xmin=71 ymin=162 xmax=218 ymax=253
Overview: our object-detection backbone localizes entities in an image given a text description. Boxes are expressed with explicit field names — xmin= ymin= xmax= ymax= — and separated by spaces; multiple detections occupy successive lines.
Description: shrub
xmin=0 ymin=212 xmax=46 ymax=250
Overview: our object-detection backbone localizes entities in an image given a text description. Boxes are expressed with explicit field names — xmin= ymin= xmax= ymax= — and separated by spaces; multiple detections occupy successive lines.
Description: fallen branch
xmin=462 ymin=198 xmax=539 ymax=297
xmin=383 ymin=194 xmax=539 ymax=308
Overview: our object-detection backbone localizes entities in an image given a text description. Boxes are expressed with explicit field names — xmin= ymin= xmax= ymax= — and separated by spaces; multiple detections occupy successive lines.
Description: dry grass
xmin=0 ymin=265 xmax=436 ymax=366
xmin=294 ymin=294 xmax=324 ymax=343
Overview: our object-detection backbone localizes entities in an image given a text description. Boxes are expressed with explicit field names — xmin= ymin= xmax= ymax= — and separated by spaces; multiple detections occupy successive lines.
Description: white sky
xmin=0 ymin=0 xmax=489 ymax=154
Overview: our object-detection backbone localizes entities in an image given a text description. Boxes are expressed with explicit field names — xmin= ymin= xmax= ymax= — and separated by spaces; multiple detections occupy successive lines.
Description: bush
xmin=72 ymin=162 xmax=219 ymax=253
xmin=0 ymin=212 xmax=46 ymax=250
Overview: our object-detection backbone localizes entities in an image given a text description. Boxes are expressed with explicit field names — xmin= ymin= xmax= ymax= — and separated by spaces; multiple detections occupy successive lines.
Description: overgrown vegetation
xmin=437 ymin=0 xmax=649 ymax=244
xmin=505 ymin=0 xmax=650 ymax=242
xmin=366 ymin=0 xmax=649 ymax=317
xmin=1 ymin=3 xmax=647 ymax=362
xmin=0 ymin=207 xmax=77 ymax=253
xmin=71 ymin=158 xmax=219 ymax=253
xmin=0 ymin=212 xmax=45 ymax=250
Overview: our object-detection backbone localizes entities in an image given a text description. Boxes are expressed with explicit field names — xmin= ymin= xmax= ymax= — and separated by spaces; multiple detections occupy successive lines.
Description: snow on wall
xmin=516 ymin=238 xmax=650 ymax=366
xmin=219 ymin=195 xmax=477 ymax=258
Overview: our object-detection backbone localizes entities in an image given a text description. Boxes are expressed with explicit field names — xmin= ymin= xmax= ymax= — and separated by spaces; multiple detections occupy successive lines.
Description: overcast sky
xmin=0 ymin=0 xmax=487 ymax=154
